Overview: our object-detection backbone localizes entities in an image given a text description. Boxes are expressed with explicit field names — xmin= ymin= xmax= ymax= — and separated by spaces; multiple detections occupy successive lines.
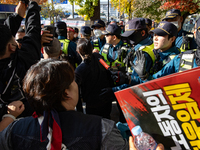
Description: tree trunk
xmin=51 ymin=0 xmax=54 ymax=25
xmin=128 ymin=2 xmax=131 ymax=20
xmin=90 ymin=0 xmax=100 ymax=26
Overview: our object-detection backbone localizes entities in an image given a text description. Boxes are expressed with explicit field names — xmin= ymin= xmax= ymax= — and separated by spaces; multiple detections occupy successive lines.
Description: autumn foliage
xmin=0 ymin=0 xmax=47 ymax=5
xmin=160 ymin=0 xmax=200 ymax=14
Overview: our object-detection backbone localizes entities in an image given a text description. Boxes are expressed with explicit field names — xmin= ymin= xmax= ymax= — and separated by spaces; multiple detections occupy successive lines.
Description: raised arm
xmin=19 ymin=0 xmax=41 ymax=68
xmin=4 ymin=1 xmax=27 ymax=37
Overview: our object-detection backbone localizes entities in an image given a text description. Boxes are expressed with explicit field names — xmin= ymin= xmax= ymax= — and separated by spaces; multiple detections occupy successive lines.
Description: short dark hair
xmin=76 ymin=38 xmax=93 ymax=63
xmin=23 ymin=59 xmax=74 ymax=115
xmin=74 ymin=27 xmax=79 ymax=33
xmin=168 ymin=34 xmax=176 ymax=46
xmin=115 ymin=34 xmax=121 ymax=39
xmin=55 ymin=22 xmax=67 ymax=38
xmin=0 ymin=25 xmax=12 ymax=56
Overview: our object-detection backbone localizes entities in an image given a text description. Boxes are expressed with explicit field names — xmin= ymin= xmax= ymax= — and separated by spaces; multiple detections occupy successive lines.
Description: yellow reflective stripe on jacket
xmin=163 ymin=55 xmax=176 ymax=66
xmin=101 ymin=44 xmax=125 ymax=69
xmin=180 ymin=43 xmax=190 ymax=52
xmin=59 ymin=39 xmax=70 ymax=54
xmin=139 ymin=44 xmax=155 ymax=64
xmin=93 ymin=39 xmax=100 ymax=51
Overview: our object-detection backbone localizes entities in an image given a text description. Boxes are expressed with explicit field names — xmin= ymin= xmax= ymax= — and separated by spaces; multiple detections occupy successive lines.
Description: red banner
xmin=115 ymin=67 xmax=200 ymax=150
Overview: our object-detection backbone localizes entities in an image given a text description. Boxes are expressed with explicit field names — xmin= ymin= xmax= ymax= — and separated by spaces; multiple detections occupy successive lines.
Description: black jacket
xmin=0 ymin=2 xmax=41 ymax=119
xmin=75 ymin=53 xmax=114 ymax=118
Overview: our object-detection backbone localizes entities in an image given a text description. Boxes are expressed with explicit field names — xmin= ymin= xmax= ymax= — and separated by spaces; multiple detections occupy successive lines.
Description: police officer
xmin=163 ymin=9 xmax=197 ymax=52
xmin=145 ymin=18 xmax=153 ymax=40
xmin=145 ymin=18 xmax=152 ymax=33
xmin=91 ymin=19 xmax=106 ymax=51
xmin=113 ymin=18 xmax=155 ymax=91
xmin=100 ymin=18 xmax=155 ymax=123
xmin=55 ymin=21 xmax=81 ymax=68
xmin=79 ymin=26 xmax=91 ymax=40
xmin=146 ymin=18 xmax=200 ymax=79
xmin=110 ymin=21 xmax=180 ymax=90
xmin=149 ymin=21 xmax=180 ymax=74
xmin=119 ymin=20 xmax=125 ymax=34
xmin=99 ymin=23 xmax=128 ymax=73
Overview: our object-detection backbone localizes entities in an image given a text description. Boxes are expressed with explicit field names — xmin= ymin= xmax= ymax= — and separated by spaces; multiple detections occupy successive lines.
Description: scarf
xmin=32 ymin=109 xmax=62 ymax=150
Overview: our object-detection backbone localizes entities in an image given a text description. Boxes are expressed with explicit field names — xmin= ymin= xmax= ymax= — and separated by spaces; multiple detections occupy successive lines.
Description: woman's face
xmin=62 ymin=80 xmax=79 ymax=110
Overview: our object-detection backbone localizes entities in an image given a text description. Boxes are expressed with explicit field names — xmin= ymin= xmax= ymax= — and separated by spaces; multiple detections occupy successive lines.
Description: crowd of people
xmin=0 ymin=0 xmax=199 ymax=149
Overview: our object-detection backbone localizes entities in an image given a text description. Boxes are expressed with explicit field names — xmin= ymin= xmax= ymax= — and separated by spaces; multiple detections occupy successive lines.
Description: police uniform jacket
xmin=176 ymin=28 xmax=197 ymax=49
xmin=152 ymin=51 xmax=198 ymax=79
xmin=99 ymin=40 xmax=124 ymax=62
xmin=91 ymin=37 xmax=106 ymax=50
xmin=113 ymin=37 xmax=153 ymax=92
xmin=58 ymin=36 xmax=82 ymax=67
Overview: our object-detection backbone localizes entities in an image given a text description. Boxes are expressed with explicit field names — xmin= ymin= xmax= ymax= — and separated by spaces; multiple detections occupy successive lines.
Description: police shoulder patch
xmin=138 ymin=46 xmax=146 ymax=50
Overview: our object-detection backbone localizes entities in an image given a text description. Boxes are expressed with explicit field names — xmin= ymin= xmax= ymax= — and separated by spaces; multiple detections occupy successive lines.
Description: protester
xmin=75 ymin=38 xmax=114 ymax=119
xmin=41 ymin=38 xmax=62 ymax=59
xmin=163 ymin=9 xmax=197 ymax=51
xmin=15 ymin=27 xmax=25 ymax=49
xmin=0 ymin=59 xmax=129 ymax=149
xmin=67 ymin=26 xmax=76 ymax=42
xmin=41 ymin=29 xmax=53 ymax=47
xmin=129 ymin=137 xmax=164 ymax=150
xmin=91 ymin=19 xmax=106 ymax=51
xmin=0 ymin=58 xmax=165 ymax=150
xmin=0 ymin=0 xmax=41 ymax=120
xmin=73 ymin=27 xmax=79 ymax=43
xmin=41 ymin=24 xmax=44 ymax=29
xmin=0 ymin=101 xmax=24 ymax=132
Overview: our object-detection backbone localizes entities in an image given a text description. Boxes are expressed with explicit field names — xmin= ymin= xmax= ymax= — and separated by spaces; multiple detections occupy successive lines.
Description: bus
xmin=0 ymin=4 xmax=16 ymax=24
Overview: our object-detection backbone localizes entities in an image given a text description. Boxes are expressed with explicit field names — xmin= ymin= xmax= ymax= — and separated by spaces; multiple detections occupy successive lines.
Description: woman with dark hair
xmin=75 ymin=38 xmax=114 ymax=119
xmin=0 ymin=59 xmax=129 ymax=150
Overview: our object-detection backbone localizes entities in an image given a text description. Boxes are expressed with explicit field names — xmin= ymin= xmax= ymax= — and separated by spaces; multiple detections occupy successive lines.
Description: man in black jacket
xmin=0 ymin=0 xmax=41 ymax=120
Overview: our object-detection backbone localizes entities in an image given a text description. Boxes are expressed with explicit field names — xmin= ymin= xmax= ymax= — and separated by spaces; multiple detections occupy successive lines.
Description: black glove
xmin=110 ymin=71 xmax=130 ymax=85
xmin=99 ymin=88 xmax=116 ymax=102
xmin=132 ymin=50 xmax=148 ymax=80
xmin=124 ymin=50 xmax=135 ymax=67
